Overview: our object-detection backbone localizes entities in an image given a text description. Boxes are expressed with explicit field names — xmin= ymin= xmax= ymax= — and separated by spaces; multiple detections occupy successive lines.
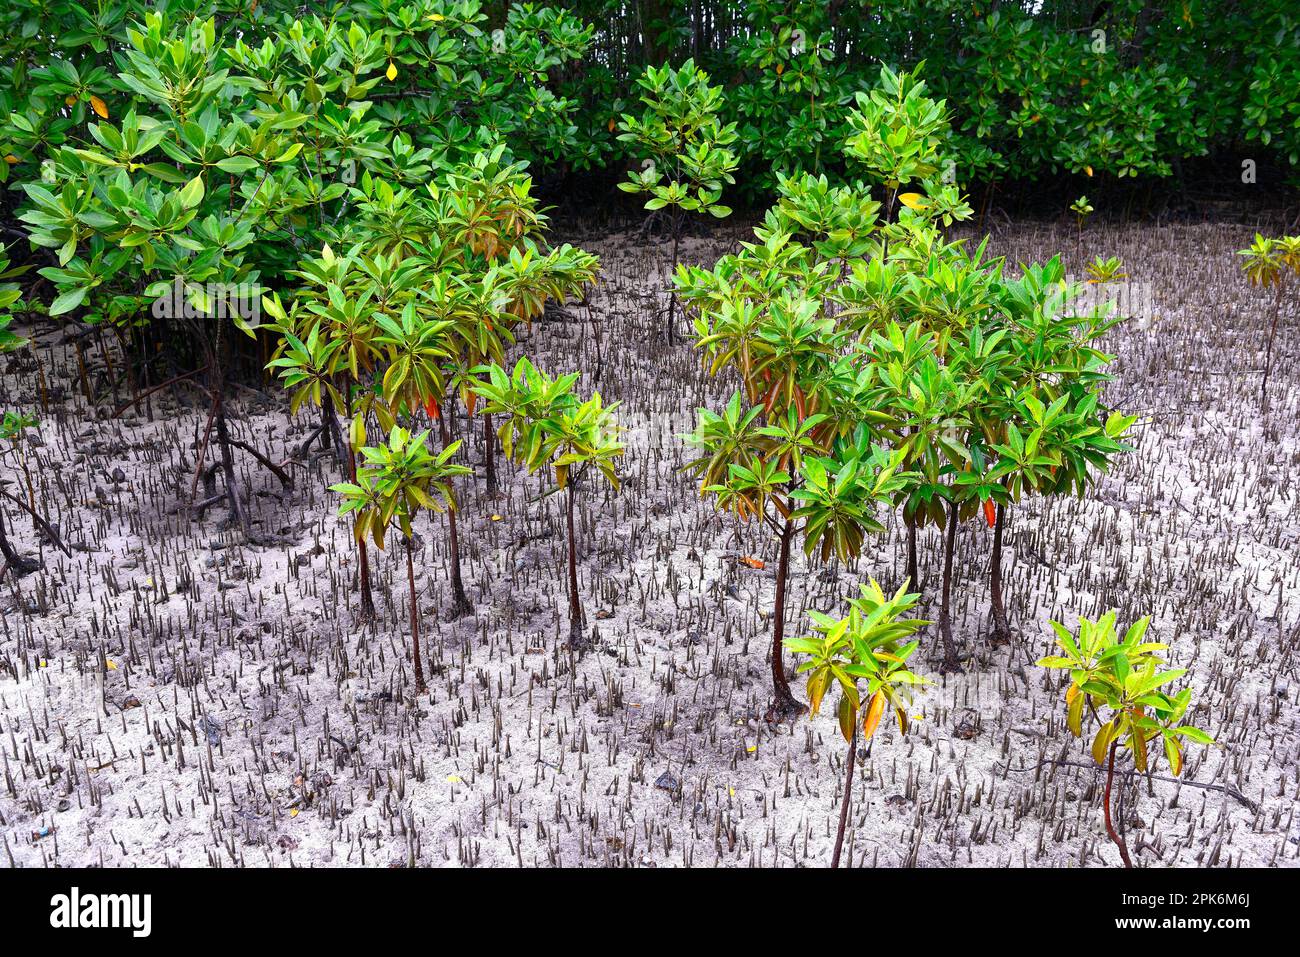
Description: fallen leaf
xmin=737 ymin=556 xmax=765 ymax=570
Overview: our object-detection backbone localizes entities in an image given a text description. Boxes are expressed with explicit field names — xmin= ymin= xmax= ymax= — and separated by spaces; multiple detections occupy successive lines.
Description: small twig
xmin=1000 ymin=757 xmax=1258 ymax=812
xmin=0 ymin=488 xmax=71 ymax=557
xmin=111 ymin=367 xmax=208 ymax=418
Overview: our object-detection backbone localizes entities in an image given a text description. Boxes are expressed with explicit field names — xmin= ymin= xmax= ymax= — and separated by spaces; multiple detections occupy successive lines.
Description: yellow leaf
xmin=3 ymin=155 xmax=17 ymax=165
xmin=290 ymin=808 xmax=299 ymax=817
xmin=1067 ymin=689 xmax=1085 ymax=737
xmin=65 ymin=94 xmax=77 ymax=107
xmin=427 ymin=12 xmax=445 ymax=20
xmin=746 ymin=745 xmax=756 ymax=753
xmin=90 ymin=94 xmax=108 ymax=119
xmin=446 ymin=774 xmax=461 ymax=783
xmin=106 ymin=659 xmax=117 ymax=670
xmin=1085 ymin=165 xmax=1094 ymax=177
xmin=775 ymin=63 xmax=784 ymax=75
xmin=386 ymin=61 xmax=398 ymax=82
xmin=898 ymin=192 xmax=929 ymax=211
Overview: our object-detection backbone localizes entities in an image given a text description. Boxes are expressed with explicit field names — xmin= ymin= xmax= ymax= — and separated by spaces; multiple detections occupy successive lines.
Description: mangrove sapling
xmin=786 ymin=579 xmax=929 ymax=868
xmin=331 ymin=427 xmax=470 ymax=694
xmin=616 ymin=59 xmax=738 ymax=342
xmin=1070 ymin=195 xmax=1094 ymax=257
xmin=473 ymin=358 xmax=623 ymax=647
xmin=373 ymin=300 xmax=476 ymax=619
xmin=1237 ymin=233 xmax=1300 ymax=404
xmin=675 ymin=174 xmax=919 ymax=714
xmin=1038 ymin=612 xmax=1215 ymax=868
xmin=264 ymin=246 xmax=416 ymax=623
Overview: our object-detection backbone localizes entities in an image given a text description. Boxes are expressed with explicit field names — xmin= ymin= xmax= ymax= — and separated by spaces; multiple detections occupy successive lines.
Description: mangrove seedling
xmin=1038 ymin=612 xmax=1215 ymax=868
xmin=786 ymin=579 xmax=929 ymax=868
xmin=1237 ymin=233 xmax=1300 ymax=403
xmin=474 ymin=357 xmax=623 ymax=647
xmin=617 ymin=59 xmax=738 ymax=341
xmin=332 ymin=427 xmax=470 ymax=693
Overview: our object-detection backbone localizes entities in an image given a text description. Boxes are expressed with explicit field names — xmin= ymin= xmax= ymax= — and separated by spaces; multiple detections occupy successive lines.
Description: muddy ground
xmin=0 ymin=215 xmax=1296 ymax=868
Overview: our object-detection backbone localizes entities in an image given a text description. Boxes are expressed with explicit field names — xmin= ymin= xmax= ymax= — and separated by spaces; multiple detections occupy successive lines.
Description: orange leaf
xmin=90 ymin=94 xmax=108 ymax=119
xmin=775 ymin=63 xmax=784 ymax=75
xmin=737 ymin=556 xmax=765 ymax=570
xmin=862 ymin=691 xmax=886 ymax=740
xmin=607 ymin=118 xmax=615 ymax=132
xmin=983 ymin=499 xmax=996 ymax=529
xmin=424 ymin=395 xmax=440 ymax=420
xmin=65 ymin=94 xmax=77 ymax=107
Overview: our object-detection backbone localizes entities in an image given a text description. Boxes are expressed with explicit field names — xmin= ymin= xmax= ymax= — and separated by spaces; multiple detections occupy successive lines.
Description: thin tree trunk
xmin=989 ymin=501 xmax=1010 ymax=644
xmin=348 ymin=448 xmax=376 ymax=623
xmin=905 ymin=516 xmax=918 ymax=592
xmin=938 ymin=499 xmax=961 ymax=672
xmin=666 ymin=229 xmax=681 ymax=343
xmin=436 ymin=414 xmax=472 ymax=618
xmin=1104 ymin=741 xmax=1133 ymax=868
xmin=1261 ymin=283 xmax=1284 ymax=403
xmin=483 ymin=411 xmax=498 ymax=498
xmin=565 ymin=482 xmax=584 ymax=644
xmin=341 ymin=375 xmax=375 ymax=623
xmin=769 ymin=519 xmax=804 ymax=718
xmin=214 ymin=394 xmax=250 ymax=538
xmin=831 ymin=724 xmax=858 ymax=868
xmin=406 ymin=538 xmax=425 ymax=693
xmin=321 ymin=390 xmax=346 ymax=465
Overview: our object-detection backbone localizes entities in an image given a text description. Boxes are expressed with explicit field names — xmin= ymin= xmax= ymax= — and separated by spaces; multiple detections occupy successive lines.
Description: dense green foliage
xmin=2 ymin=0 xmax=1297 ymax=232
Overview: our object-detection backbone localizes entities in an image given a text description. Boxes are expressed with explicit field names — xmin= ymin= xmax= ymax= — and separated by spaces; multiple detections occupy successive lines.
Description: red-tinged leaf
xmin=424 ymin=395 xmax=440 ymax=420
xmin=983 ymin=498 xmax=996 ymax=528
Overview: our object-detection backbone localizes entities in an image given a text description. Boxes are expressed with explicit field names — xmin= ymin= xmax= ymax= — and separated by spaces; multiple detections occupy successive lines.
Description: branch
xmin=1000 ymin=757 xmax=1258 ymax=813
xmin=0 ymin=487 xmax=71 ymax=557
